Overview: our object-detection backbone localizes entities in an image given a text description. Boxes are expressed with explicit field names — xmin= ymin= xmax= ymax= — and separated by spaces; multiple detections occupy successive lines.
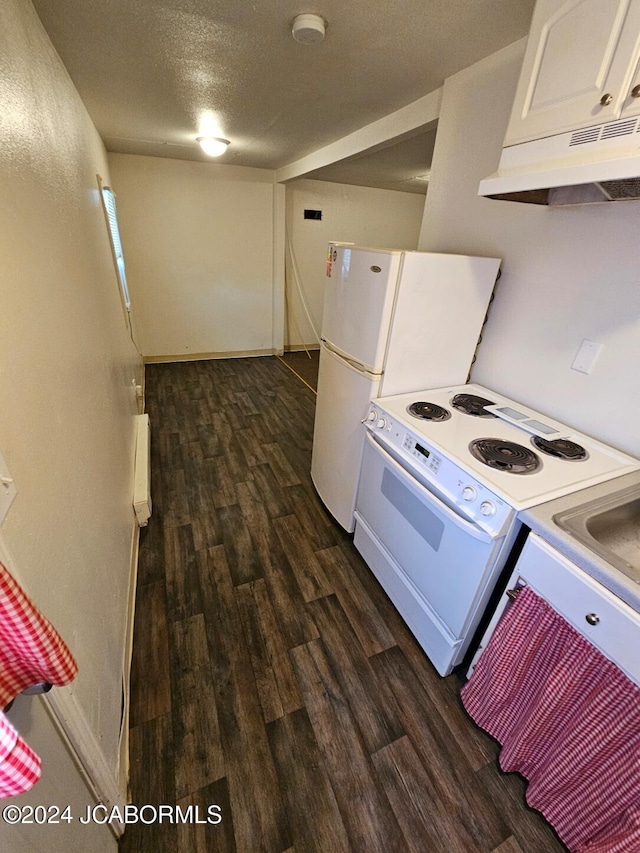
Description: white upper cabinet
xmin=504 ymin=0 xmax=640 ymax=146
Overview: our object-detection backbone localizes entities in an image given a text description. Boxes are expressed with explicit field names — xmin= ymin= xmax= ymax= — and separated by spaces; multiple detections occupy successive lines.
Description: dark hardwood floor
xmin=277 ymin=350 xmax=320 ymax=392
xmin=120 ymin=355 xmax=566 ymax=852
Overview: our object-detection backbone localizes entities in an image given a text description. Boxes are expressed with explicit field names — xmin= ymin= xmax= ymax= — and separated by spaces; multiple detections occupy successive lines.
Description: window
xmin=100 ymin=182 xmax=131 ymax=311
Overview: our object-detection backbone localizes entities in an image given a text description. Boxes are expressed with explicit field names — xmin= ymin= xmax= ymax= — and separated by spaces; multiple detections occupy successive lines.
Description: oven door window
xmin=356 ymin=435 xmax=502 ymax=636
xmin=381 ymin=467 xmax=445 ymax=552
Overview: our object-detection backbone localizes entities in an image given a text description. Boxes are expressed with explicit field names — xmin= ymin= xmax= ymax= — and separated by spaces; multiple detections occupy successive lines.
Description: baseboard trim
xmin=44 ymin=689 xmax=126 ymax=837
xmin=143 ymin=348 xmax=276 ymax=364
xmin=283 ymin=344 xmax=320 ymax=352
xmin=0 ymin=538 xmax=127 ymax=836
xmin=118 ymin=519 xmax=140 ymax=803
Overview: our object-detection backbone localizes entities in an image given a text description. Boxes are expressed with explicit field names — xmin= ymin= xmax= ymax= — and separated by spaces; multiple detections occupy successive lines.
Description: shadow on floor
xmin=277 ymin=349 xmax=320 ymax=392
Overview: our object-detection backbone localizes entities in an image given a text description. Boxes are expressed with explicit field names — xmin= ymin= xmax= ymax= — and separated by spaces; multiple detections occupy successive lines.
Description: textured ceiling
xmin=304 ymin=127 xmax=438 ymax=194
xmin=31 ymin=0 xmax=535 ymax=185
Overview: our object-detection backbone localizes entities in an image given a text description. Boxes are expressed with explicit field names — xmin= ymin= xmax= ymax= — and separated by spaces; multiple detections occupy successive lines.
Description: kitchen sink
xmin=554 ymin=485 xmax=640 ymax=584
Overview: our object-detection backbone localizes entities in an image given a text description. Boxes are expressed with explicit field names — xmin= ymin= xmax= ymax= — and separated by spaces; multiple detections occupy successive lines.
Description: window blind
xmin=101 ymin=187 xmax=131 ymax=310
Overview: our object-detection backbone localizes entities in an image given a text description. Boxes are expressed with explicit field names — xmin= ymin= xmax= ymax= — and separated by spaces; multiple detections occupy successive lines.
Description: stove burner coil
xmin=451 ymin=394 xmax=496 ymax=418
xmin=470 ymin=438 xmax=541 ymax=474
xmin=406 ymin=402 xmax=451 ymax=422
xmin=531 ymin=436 xmax=588 ymax=461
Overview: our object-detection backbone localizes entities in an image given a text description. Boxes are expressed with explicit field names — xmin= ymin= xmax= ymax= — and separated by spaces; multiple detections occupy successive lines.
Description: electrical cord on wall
xmin=282 ymin=282 xmax=307 ymax=355
xmin=126 ymin=308 xmax=143 ymax=360
xmin=284 ymin=223 xmax=322 ymax=354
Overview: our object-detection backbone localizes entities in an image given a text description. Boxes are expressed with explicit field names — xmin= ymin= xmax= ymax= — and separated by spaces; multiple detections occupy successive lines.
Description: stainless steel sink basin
xmin=554 ymin=485 xmax=640 ymax=584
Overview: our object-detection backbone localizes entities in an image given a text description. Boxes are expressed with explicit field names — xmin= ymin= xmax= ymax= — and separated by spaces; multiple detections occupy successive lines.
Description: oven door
xmin=355 ymin=432 xmax=505 ymax=638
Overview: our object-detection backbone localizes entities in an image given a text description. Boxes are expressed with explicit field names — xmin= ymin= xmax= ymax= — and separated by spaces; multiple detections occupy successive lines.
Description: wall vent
xmin=597 ymin=178 xmax=640 ymax=200
xmin=601 ymin=118 xmax=637 ymax=139
xmin=569 ymin=117 xmax=640 ymax=147
xmin=569 ymin=126 xmax=601 ymax=146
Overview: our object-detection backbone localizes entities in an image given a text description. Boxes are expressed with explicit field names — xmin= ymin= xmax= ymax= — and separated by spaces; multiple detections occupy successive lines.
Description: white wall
xmin=0 ymin=0 xmax=142 ymax=843
xmin=419 ymin=41 xmax=640 ymax=456
xmin=108 ymin=154 xmax=281 ymax=361
xmin=285 ymin=179 xmax=425 ymax=347
xmin=2 ymin=697 xmax=111 ymax=851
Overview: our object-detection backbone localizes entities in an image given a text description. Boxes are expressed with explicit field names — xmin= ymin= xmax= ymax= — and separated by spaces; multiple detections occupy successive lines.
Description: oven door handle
xmin=366 ymin=432 xmax=497 ymax=543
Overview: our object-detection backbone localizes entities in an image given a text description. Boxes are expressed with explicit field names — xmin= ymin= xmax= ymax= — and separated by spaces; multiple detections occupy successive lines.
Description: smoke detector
xmin=292 ymin=14 xmax=326 ymax=45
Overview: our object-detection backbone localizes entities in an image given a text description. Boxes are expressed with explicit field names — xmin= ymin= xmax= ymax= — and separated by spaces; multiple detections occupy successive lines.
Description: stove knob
xmin=376 ymin=418 xmax=387 ymax=430
xmin=363 ymin=409 xmax=377 ymax=423
xmin=480 ymin=500 xmax=496 ymax=517
xmin=462 ymin=486 xmax=476 ymax=502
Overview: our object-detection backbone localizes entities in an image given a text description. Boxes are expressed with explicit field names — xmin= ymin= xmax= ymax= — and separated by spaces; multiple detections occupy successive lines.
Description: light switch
xmin=0 ymin=449 xmax=17 ymax=526
xmin=571 ymin=339 xmax=603 ymax=374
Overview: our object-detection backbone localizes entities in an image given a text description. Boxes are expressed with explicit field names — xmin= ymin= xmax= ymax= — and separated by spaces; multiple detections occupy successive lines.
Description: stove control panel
xmin=402 ymin=432 xmax=441 ymax=474
xmin=364 ymin=407 xmax=391 ymax=431
xmin=363 ymin=407 xmax=514 ymax=536
xmin=451 ymin=479 xmax=510 ymax=534
xmin=480 ymin=500 xmax=497 ymax=517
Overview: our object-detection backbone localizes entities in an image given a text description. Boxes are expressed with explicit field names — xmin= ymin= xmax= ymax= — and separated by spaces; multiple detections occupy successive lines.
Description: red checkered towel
xmin=0 ymin=559 xmax=77 ymax=797
xmin=0 ymin=560 xmax=77 ymax=710
xmin=461 ymin=585 xmax=640 ymax=853
xmin=0 ymin=711 xmax=40 ymax=797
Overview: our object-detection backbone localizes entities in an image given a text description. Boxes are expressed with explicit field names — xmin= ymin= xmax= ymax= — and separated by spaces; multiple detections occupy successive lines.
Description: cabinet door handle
xmin=600 ymin=93 xmax=613 ymax=106
xmin=585 ymin=613 xmax=600 ymax=626
xmin=631 ymin=85 xmax=640 ymax=98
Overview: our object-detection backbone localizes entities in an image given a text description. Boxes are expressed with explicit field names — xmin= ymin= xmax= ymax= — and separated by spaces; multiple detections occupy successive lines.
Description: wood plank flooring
xmin=120 ymin=356 xmax=567 ymax=853
xmin=277 ymin=350 xmax=320 ymax=392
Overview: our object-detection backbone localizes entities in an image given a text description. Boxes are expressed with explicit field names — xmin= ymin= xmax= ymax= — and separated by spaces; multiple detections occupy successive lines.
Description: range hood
xmin=479 ymin=114 xmax=640 ymax=206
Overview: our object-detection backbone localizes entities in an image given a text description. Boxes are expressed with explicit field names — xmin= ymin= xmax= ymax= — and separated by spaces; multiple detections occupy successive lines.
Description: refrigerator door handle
xmin=321 ymin=339 xmax=380 ymax=378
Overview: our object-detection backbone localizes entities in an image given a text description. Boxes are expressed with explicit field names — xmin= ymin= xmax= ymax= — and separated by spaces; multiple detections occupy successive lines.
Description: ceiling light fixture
xmin=197 ymin=137 xmax=230 ymax=157
xmin=292 ymin=14 xmax=326 ymax=45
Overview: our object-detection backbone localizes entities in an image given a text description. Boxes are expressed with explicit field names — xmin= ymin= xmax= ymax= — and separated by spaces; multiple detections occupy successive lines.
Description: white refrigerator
xmin=311 ymin=244 xmax=501 ymax=531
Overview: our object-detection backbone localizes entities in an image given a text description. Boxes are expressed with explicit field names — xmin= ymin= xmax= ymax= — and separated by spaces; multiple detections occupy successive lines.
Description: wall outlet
xmin=571 ymin=339 xmax=603 ymax=374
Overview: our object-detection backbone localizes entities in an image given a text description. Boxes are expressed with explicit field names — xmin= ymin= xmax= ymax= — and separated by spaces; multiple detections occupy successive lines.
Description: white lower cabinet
xmin=469 ymin=532 xmax=640 ymax=685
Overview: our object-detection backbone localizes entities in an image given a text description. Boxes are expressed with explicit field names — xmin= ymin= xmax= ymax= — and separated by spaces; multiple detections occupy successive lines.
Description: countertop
xmin=519 ymin=470 xmax=640 ymax=613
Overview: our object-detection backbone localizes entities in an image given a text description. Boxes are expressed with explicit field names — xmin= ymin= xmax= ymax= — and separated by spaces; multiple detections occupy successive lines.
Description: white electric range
xmin=353 ymin=383 xmax=640 ymax=676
